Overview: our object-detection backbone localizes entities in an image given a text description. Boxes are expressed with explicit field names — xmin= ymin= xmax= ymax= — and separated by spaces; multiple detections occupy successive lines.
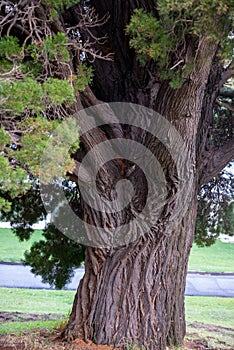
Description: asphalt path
xmin=0 ymin=263 xmax=233 ymax=297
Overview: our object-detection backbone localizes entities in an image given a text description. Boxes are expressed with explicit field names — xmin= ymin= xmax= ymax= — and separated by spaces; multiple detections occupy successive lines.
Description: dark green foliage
xmin=212 ymin=91 xmax=234 ymax=147
xmin=0 ymin=32 xmax=92 ymax=115
xmin=43 ymin=78 xmax=75 ymax=106
xmin=0 ymin=35 xmax=77 ymax=115
xmin=0 ymin=185 xmax=47 ymax=241
xmin=0 ymin=36 xmax=22 ymax=58
xmin=126 ymin=9 xmax=173 ymax=66
xmin=195 ymin=77 xmax=234 ymax=246
xmin=126 ymin=0 xmax=233 ymax=88
xmin=21 ymin=59 xmax=42 ymax=77
xmin=1 ymin=78 xmax=44 ymax=114
xmin=0 ymin=58 xmax=12 ymax=73
xmin=1 ymin=183 xmax=86 ymax=289
xmin=29 ymin=33 xmax=70 ymax=62
xmin=24 ymin=223 xmax=85 ymax=289
xmin=44 ymin=0 xmax=79 ymax=12
xmin=196 ymin=169 xmax=234 ymax=247
xmin=0 ymin=149 xmax=30 ymax=212
xmin=42 ymin=1 xmax=79 ymax=20
xmin=74 ymin=64 xmax=93 ymax=92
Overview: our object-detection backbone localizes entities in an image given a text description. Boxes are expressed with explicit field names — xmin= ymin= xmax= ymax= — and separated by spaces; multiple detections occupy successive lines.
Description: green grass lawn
xmin=188 ymin=239 xmax=234 ymax=273
xmin=0 ymin=228 xmax=43 ymax=263
xmin=0 ymin=287 xmax=233 ymax=343
xmin=185 ymin=296 xmax=234 ymax=328
xmin=0 ymin=319 xmax=60 ymax=335
xmin=0 ymin=288 xmax=232 ymax=328
xmin=0 ymin=228 xmax=233 ymax=272
xmin=185 ymin=297 xmax=234 ymax=350
xmin=0 ymin=288 xmax=75 ymax=335
xmin=0 ymin=288 xmax=75 ymax=315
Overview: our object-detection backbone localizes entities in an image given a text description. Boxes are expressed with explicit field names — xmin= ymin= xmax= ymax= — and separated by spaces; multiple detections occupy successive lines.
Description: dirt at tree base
xmin=0 ymin=331 xmax=232 ymax=350
xmin=0 ymin=314 xmax=233 ymax=349
xmin=0 ymin=312 xmax=64 ymax=323
xmin=0 ymin=332 xmax=211 ymax=350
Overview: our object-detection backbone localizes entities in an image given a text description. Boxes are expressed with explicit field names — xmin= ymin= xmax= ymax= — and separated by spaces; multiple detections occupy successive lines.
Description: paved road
xmin=185 ymin=272 xmax=234 ymax=297
xmin=0 ymin=264 xmax=233 ymax=297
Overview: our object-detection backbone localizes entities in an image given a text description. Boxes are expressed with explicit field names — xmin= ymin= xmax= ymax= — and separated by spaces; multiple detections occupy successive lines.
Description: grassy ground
xmin=0 ymin=288 xmax=75 ymax=315
xmin=0 ymin=228 xmax=233 ymax=273
xmin=0 ymin=319 xmax=60 ymax=336
xmin=0 ymin=288 xmax=74 ymax=335
xmin=188 ymin=239 xmax=234 ymax=273
xmin=0 ymin=288 xmax=233 ymax=329
xmin=0 ymin=229 xmax=233 ymax=348
xmin=0 ymin=228 xmax=43 ymax=263
xmin=185 ymin=297 xmax=234 ymax=349
xmin=185 ymin=296 xmax=234 ymax=328
xmin=0 ymin=288 xmax=234 ymax=348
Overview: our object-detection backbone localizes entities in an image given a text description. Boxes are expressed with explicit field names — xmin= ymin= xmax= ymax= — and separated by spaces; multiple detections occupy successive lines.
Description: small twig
xmin=170 ymin=59 xmax=184 ymax=70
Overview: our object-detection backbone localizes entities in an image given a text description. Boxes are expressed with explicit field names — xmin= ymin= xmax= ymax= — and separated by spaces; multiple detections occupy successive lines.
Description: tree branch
xmin=67 ymin=161 xmax=92 ymax=184
xmin=199 ymin=138 xmax=234 ymax=185
xmin=218 ymin=68 xmax=233 ymax=89
xmin=215 ymin=99 xmax=234 ymax=112
xmin=219 ymin=86 xmax=234 ymax=99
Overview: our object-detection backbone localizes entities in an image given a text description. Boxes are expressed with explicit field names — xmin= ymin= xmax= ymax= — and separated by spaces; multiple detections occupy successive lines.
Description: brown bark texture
xmin=61 ymin=2 xmax=234 ymax=349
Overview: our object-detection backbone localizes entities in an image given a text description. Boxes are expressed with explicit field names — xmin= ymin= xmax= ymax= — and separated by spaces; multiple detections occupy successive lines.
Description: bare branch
xmin=215 ymin=99 xmax=234 ymax=112
xmin=68 ymin=40 xmax=114 ymax=62
xmin=218 ymin=68 xmax=234 ymax=90
xmin=219 ymin=86 xmax=234 ymax=99
xmin=200 ymin=138 xmax=234 ymax=185
xmin=67 ymin=160 xmax=93 ymax=184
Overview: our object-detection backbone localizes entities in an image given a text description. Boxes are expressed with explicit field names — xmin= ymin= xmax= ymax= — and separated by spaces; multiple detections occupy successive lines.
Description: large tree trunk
xmin=62 ymin=40 xmax=215 ymax=349
xmin=64 ymin=196 xmax=197 ymax=349
xmin=61 ymin=2 xmax=233 ymax=349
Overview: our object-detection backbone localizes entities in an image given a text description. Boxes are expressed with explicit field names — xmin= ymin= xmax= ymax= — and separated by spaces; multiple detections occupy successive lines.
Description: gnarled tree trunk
xmin=64 ymin=197 xmax=197 ymax=349
xmin=62 ymin=46 xmax=217 ymax=350
xmin=62 ymin=2 xmax=234 ymax=349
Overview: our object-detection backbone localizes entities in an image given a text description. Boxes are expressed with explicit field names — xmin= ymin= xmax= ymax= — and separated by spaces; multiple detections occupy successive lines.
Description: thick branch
xmin=67 ymin=161 xmax=92 ymax=184
xmin=219 ymin=86 xmax=234 ymax=99
xmin=218 ymin=68 xmax=233 ymax=89
xmin=199 ymin=138 xmax=234 ymax=185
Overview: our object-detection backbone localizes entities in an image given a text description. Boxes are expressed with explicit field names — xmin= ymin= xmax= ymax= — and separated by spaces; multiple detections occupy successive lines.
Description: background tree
xmin=0 ymin=1 xmax=234 ymax=349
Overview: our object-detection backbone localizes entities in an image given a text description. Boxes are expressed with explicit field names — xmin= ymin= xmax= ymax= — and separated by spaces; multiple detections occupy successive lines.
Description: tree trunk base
xmin=63 ymin=201 xmax=196 ymax=350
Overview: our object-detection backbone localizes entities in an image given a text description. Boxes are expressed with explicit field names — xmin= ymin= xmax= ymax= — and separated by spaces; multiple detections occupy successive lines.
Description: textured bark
xmin=196 ymin=60 xmax=234 ymax=186
xmin=64 ymin=198 xmax=197 ymax=349
xmin=63 ymin=52 xmax=217 ymax=350
xmin=62 ymin=1 xmax=233 ymax=349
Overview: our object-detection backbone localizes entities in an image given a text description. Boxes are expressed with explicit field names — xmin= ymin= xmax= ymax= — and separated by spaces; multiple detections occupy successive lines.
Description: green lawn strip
xmin=0 ymin=228 xmax=44 ymax=263
xmin=188 ymin=239 xmax=234 ymax=273
xmin=185 ymin=297 xmax=234 ymax=350
xmin=186 ymin=324 xmax=234 ymax=350
xmin=1 ymin=228 xmax=233 ymax=272
xmin=0 ymin=289 xmax=233 ymax=339
xmin=185 ymin=296 xmax=234 ymax=328
xmin=0 ymin=288 xmax=74 ymax=335
xmin=0 ymin=320 xmax=59 ymax=335
xmin=0 ymin=288 xmax=75 ymax=314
